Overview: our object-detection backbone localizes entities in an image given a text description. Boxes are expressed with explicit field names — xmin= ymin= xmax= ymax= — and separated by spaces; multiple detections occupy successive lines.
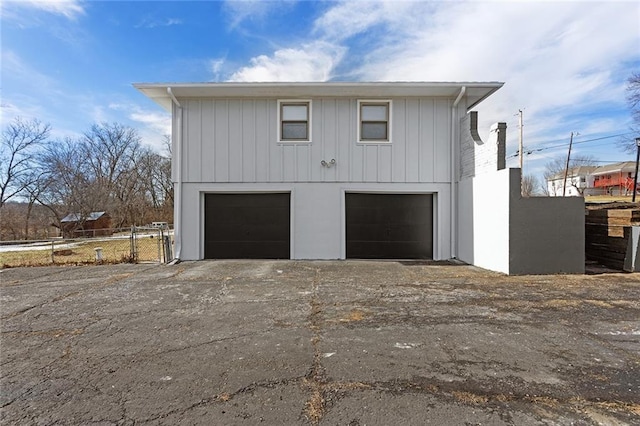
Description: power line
xmin=508 ymin=131 xmax=636 ymax=158
xmin=535 ymin=132 xmax=632 ymax=150
xmin=577 ymin=159 xmax=632 ymax=163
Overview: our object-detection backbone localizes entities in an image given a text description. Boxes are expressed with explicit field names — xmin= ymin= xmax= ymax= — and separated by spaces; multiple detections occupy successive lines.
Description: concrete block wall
xmin=509 ymin=174 xmax=585 ymax=274
xmin=458 ymin=168 xmax=585 ymax=275
xmin=459 ymin=111 xmax=506 ymax=179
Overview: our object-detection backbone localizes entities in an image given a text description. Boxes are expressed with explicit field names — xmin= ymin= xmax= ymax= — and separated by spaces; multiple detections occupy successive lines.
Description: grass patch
xmin=0 ymin=236 xmax=162 ymax=268
xmin=452 ymin=391 xmax=489 ymax=405
xmin=339 ymin=309 xmax=370 ymax=322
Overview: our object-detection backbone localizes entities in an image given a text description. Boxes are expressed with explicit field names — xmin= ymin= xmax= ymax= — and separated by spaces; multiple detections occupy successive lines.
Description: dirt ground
xmin=1 ymin=261 xmax=639 ymax=425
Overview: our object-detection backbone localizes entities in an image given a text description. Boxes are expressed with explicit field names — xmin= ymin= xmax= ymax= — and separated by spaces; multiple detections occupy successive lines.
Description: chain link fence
xmin=0 ymin=227 xmax=173 ymax=268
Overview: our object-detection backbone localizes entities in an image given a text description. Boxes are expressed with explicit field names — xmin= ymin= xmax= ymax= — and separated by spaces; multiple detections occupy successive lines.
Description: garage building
xmin=135 ymin=82 xmax=586 ymax=274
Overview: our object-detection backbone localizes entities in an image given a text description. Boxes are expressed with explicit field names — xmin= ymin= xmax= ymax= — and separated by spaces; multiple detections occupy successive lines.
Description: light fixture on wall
xmin=321 ymin=159 xmax=336 ymax=168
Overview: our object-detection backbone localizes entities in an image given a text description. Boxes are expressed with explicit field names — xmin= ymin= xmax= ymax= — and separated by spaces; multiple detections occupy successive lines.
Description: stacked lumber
xmin=586 ymin=208 xmax=640 ymax=237
xmin=585 ymin=204 xmax=640 ymax=270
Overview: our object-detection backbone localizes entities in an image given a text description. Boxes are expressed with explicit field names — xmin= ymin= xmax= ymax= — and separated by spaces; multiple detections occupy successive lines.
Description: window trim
xmin=277 ymin=99 xmax=312 ymax=144
xmin=357 ymin=100 xmax=392 ymax=144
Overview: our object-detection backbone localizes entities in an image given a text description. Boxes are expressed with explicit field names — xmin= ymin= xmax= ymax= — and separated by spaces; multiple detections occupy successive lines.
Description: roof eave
xmin=133 ymin=81 xmax=504 ymax=112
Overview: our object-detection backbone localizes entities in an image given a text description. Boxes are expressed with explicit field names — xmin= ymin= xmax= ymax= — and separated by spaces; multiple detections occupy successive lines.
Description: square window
xmin=358 ymin=101 xmax=391 ymax=143
xmin=278 ymin=100 xmax=311 ymax=143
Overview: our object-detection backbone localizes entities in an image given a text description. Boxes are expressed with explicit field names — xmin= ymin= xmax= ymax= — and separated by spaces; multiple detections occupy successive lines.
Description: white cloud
xmin=109 ymin=103 xmax=171 ymax=151
xmin=313 ymin=0 xmax=421 ymax=42
xmin=136 ymin=17 xmax=183 ymax=29
xmin=210 ymin=58 xmax=226 ymax=81
xmin=224 ymin=0 xmax=639 ymax=176
xmin=350 ymin=3 xmax=635 ymax=114
xmin=4 ymin=0 xmax=85 ymax=20
xmin=0 ymin=100 xmax=42 ymax=125
xmin=128 ymin=110 xmax=171 ymax=137
xmin=229 ymin=41 xmax=346 ymax=82
xmin=2 ymin=50 xmax=60 ymax=92
xmin=223 ymin=0 xmax=294 ymax=28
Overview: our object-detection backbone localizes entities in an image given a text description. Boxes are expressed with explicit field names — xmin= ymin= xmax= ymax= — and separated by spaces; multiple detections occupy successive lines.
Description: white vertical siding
xmin=419 ymin=99 xmax=435 ymax=182
xmin=213 ymin=100 xmax=229 ymax=182
xmin=200 ymin=101 xmax=215 ymax=182
xmin=179 ymin=97 xmax=452 ymax=184
xmin=336 ymin=99 xmax=351 ymax=182
xmin=185 ymin=99 xmax=201 ymax=182
xmin=392 ymin=99 xmax=406 ymax=183
xmin=434 ymin=99 xmax=451 ymax=182
xmin=405 ymin=99 xmax=420 ymax=182
xmin=255 ymin=99 xmax=270 ymax=181
xmin=228 ymin=100 xmax=243 ymax=182
xmin=242 ymin=100 xmax=256 ymax=182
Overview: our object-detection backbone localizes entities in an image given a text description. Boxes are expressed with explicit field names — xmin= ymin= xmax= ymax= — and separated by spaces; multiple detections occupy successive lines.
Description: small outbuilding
xmin=60 ymin=211 xmax=112 ymax=238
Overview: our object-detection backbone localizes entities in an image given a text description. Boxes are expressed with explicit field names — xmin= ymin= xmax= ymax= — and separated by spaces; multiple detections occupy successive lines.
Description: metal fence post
xmin=157 ymin=228 xmax=162 ymax=263
xmin=160 ymin=228 xmax=165 ymax=263
xmin=130 ymin=226 xmax=136 ymax=263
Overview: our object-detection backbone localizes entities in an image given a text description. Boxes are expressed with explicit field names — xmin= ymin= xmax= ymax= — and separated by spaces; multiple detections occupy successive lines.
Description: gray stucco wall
xmin=509 ymin=182 xmax=585 ymax=275
xmin=458 ymin=168 xmax=585 ymax=275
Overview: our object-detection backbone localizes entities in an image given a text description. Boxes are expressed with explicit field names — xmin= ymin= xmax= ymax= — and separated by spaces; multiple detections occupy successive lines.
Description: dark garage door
xmin=204 ymin=193 xmax=290 ymax=259
xmin=346 ymin=193 xmax=433 ymax=259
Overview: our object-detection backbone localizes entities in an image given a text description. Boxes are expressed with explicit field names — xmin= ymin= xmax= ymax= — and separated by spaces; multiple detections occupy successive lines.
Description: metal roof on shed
xmin=61 ymin=211 xmax=107 ymax=223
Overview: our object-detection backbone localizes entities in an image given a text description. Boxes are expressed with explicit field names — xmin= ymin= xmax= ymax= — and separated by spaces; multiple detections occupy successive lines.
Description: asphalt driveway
xmin=1 ymin=261 xmax=639 ymax=425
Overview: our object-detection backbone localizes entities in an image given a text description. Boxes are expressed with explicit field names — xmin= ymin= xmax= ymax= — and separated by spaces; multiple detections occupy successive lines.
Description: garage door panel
xmin=204 ymin=193 xmax=290 ymax=259
xmin=206 ymin=241 xmax=290 ymax=259
xmin=347 ymin=224 xmax=430 ymax=242
xmin=208 ymin=225 xmax=289 ymax=242
xmin=348 ymin=241 xmax=432 ymax=260
xmin=346 ymin=193 xmax=433 ymax=259
xmin=211 ymin=212 xmax=289 ymax=229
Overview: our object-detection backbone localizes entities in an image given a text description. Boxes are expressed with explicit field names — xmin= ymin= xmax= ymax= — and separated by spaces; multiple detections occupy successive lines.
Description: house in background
xmin=60 ymin=211 xmax=112 ymax=238
xmin=135 ymin=81 xmax=584 ymax=275
xmin=546 ymin=161 xmax=637 ymax=197
xmin=591 ymin=162 xmax=637 ymax=196
xmin=547 ymin=166 xmax=597 ymax=196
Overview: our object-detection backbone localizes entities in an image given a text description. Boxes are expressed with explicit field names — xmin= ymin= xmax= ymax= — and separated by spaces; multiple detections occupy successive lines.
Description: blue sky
xmin=2 ymin=0 xmax=639 ymax=181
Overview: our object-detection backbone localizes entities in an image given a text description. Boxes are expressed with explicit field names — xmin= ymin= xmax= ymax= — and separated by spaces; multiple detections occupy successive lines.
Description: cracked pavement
xmin=0 ymin=260 xmax=639 ymax=425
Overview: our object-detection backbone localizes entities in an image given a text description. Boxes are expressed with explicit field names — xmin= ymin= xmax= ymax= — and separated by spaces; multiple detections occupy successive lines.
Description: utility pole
xmin=518 ymin=109 xmax=524 ymax=172
xmin=562 ymin=132 xmax=575 ymax=197
xmin=516 ymin=109 xmax=524 ymax=195
xmin=633 ymin=137 xmax=640 ymax=202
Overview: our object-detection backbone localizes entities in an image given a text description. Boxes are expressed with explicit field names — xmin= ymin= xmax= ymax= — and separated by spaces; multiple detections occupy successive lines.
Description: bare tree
xmin=619 ymin=72 xmax=640 ymax=153
xmin=0 ymin=202 xmax=54 ymax=241
xmin=3 ymin=119 xmax=176 ymax=233
xmin=0 ymin=118 xmax=50 ymax=207
xmin=521 ymin=175 xmax=539 ymax=197
xmin=33 ymin=137 xmax=94 ymax=229
xmin=540 ymin=182 xmax=550 ymax=196
xmin=163 ymin=133 xmax=172 ymax=156
xmin=543 ymin=155 xmax=596 ymax=196
xmin=80 ymin=122 xmax=145 ymax=227
xmin=628 ymin=72 xmax=640 ymax=125
xmin=32 ymin=123 xmax=173 ymax=228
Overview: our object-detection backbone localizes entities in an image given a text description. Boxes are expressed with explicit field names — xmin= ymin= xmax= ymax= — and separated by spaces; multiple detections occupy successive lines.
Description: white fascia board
xmin=133 ymin=81 xmax=504 ymax=112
